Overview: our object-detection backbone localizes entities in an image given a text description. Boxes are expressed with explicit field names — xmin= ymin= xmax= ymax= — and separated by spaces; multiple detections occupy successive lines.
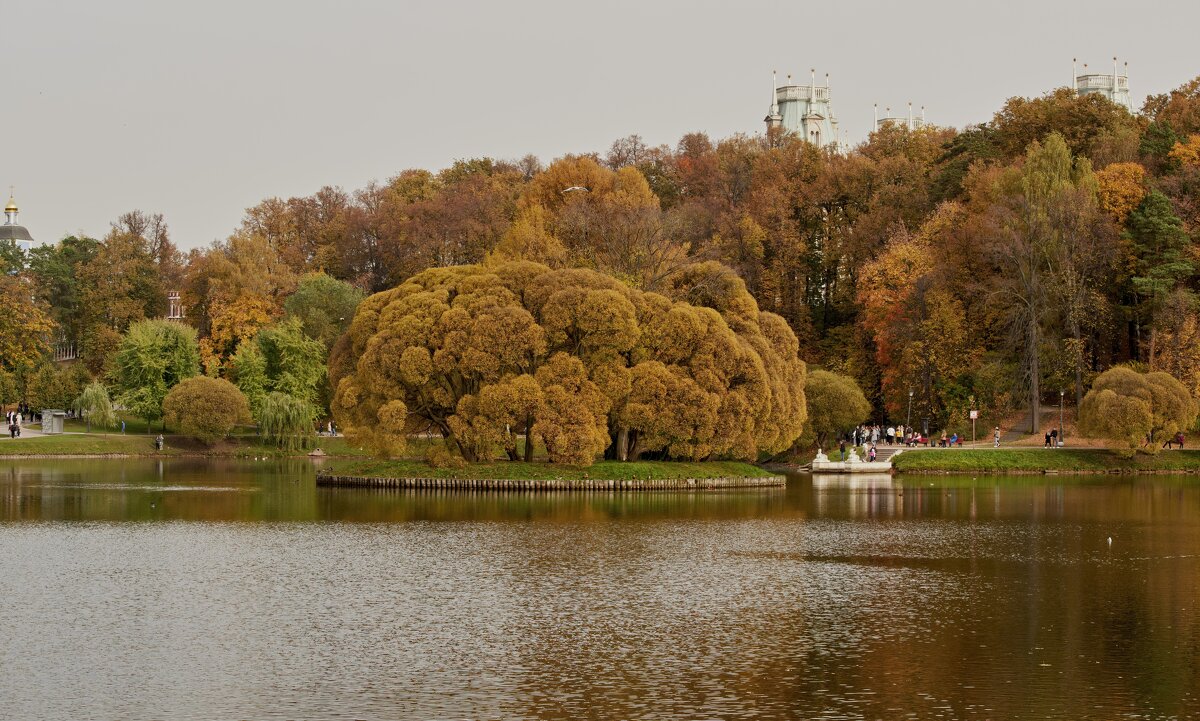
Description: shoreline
xmin=316 ymin=473 xmax=786 ymax=491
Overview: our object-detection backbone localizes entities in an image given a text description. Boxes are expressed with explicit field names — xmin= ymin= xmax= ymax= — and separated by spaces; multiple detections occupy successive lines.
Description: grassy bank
xmin=892 ymin=448 xmax=1200 ymax=474
xmin=0 ymin=433 xmax=371 ymax=458
xmin=321 ymin=458 xmax=774 ymax=481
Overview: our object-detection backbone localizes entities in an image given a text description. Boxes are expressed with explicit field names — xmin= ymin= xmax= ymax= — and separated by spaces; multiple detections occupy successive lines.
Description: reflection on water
xmin=0 ymin=459 xmax=1197 ymax=720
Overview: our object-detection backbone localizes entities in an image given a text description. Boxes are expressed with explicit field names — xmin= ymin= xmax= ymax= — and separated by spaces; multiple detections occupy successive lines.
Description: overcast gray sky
xmin=5 ymin=0 xmax=1197 ymax=249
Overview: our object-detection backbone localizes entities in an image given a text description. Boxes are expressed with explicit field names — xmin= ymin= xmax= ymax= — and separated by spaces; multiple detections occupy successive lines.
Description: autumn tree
xmin=0 ymin=275 xmax=55 ymax=371
xmin=1079 ymin=366 xmax=1197 ymax=452
xmin=332 ymin=261 xmax=806 ymax=466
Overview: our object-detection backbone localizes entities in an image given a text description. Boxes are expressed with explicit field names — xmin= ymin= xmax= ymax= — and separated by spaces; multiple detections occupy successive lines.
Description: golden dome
xmin=4 ymin=197 xmax=15 ymax=213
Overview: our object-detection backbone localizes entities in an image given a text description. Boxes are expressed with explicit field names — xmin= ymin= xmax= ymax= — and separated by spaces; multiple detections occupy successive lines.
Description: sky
xmin=4 ymin=0 xmax=1198 ymax=250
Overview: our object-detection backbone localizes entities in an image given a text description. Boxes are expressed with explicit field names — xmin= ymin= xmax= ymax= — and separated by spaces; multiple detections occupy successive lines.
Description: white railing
xmin=1076 ymin=74 xmax=1128 ymax=90
xmin=777 ymin=85 xmax=830 ymax=102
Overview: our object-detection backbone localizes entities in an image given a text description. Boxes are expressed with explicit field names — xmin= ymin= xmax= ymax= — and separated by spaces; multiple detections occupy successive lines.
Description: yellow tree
xmin=1095 ymin=162 xmax=1146 ymax=224
xmin=0 ymin=276 xmax=54 ymax=370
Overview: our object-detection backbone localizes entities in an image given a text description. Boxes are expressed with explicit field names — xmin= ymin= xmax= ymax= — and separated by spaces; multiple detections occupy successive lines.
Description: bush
xmin=162 ymin=376 xmax=251 ymax=445
xmin=425 ymin=444 xmax=467 ymax=470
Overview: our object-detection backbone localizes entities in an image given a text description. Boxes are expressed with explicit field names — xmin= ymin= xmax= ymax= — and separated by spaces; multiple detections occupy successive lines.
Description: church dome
xmin=0 ymin=224 xmax=33 ymax=242
xmin=4 ymin=198 xmax=15 ymax=213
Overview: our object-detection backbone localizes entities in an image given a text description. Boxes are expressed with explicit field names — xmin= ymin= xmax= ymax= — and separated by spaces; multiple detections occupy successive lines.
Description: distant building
xmin=0 ymin=194 xmax=33 ymax=253
xmin=765 ymin=70 xmax=844 ymax=150
xmin=1073 ymin=57 xmax=1131 ymax=111
xmin=166 ymin=290 xmax=186 ymax=321
xmin=874 ymin=103 xmax=927 ymax=132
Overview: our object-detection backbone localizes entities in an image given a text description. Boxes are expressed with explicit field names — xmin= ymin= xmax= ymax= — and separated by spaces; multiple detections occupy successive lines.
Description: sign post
xmin=970 ymin=409 xmax=978 ymax=445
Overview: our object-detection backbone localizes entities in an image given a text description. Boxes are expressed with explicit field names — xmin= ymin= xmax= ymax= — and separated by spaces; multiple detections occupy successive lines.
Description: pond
xmin=0 ymin=459 xmax=1197 ymax=720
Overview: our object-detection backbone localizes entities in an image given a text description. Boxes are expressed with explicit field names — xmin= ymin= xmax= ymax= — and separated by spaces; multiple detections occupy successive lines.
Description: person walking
xmin=994 ymin=426 xmax=1001 ymax=448
xmin=886 ymin=426 xmax=895 ymax=445
xmin=1044 ymin=431 xmax=1052 ymax=448
xmin=838 ymin=438 xmax=847 ymax=461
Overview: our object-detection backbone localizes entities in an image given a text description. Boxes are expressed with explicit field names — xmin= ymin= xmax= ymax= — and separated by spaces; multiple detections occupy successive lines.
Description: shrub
xmin=162 ymin=376 xmax=251 ymax=445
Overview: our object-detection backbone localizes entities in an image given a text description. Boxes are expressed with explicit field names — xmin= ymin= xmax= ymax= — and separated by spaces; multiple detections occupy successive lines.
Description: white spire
xmin=1072 ymin=57 xmax=1077 ymax=92
xmin=1113 ymin=56 xmax=1118 ymax=93
xmin=873 ymin=103 xmax=878 ymax=130
xmin=908 ymin=102 xmax=913 ymax=130
xmin=770 ymin=70 xmax=779 ymax=114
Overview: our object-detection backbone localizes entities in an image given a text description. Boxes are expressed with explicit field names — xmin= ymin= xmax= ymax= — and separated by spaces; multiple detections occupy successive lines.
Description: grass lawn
xmin=321 ymin=458 xmax=774 ymax=481
xmin=0 ymin=431 xmax=374 ymax=458
xmin=892 ymin=448 xmax=1200 ymax=473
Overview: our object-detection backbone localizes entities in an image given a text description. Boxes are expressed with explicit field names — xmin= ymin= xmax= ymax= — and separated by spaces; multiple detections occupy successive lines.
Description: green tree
xmin=228 ymin=339 xmax=269 ymax=417
xmin=1126 ymin=190 xmax=1195 ymax=364
xmin=258 ymin=391 xmax=317 ymax=451
xmin=255 ymin=318 xmax=327 ymax=406
xmin=800 ymin=370 xmax=872 ymax=450
xmin=110 ymin=320 xmax=201 ymax=430
xmin=74 ymin=381 xmax=117 ymax=432
xmin=282 ymin=272 xmax=365 ymax=349
xmin=162 ymin=376 xmax=251 ymax=445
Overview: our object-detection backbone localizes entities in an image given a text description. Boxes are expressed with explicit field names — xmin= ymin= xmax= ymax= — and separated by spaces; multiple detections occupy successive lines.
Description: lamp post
xmin=906 ymin=390 xmax=914 ymax=432
xmin=1059 ymin=390 xmax=1065 ymax=447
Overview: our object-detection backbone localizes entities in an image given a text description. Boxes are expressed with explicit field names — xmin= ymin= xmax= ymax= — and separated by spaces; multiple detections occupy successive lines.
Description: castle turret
xmin=765 ymin=68 xmax=841 ymax=150
xmin=1073 ymin=56 xmax=1131 ymax=110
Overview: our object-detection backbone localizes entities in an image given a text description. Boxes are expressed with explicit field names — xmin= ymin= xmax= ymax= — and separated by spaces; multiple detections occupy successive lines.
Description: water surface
xmin=0 ymin=460 xmax=1197 ymax=719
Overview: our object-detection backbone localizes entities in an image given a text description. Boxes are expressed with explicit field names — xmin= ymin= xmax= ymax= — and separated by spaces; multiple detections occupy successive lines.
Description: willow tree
xmin=74 ymin=381 xmax=118 ymax=433
xmin=331 ymin=260 xmax=806 ymax=466
xmin=1079 ymin=366 xmax=1197 ymax=452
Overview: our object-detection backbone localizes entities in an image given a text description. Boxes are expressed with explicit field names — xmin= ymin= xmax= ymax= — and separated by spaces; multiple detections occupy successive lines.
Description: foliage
xmin=0 ymin=275 xmax=55 ymax=370
xmin=1079 ymin=366 xmax=1197 ymax=451
xmin=257 ymin=391 xmax=318 ymax=451
xmin=110 ymin=320 xmax=201 ymax=427
xmin=73 ymin=381 xmax=118 ymax=431
xmin=332 ymin=261 xmax=806 ymax=466
xmin=254 ymin=318 xmax=327 ymax=406
xmin=800 ymin=370 xmax=872 ymax=450
xmin=1095 ymin=162 xmax=1146 ymax=223
xmin=228 ymin=339 xmax=269 ymax=417
xmin=283 ymin=272 xmax=366 ymax=349
xmin=162 ymin=376 xmax=252 ymax=444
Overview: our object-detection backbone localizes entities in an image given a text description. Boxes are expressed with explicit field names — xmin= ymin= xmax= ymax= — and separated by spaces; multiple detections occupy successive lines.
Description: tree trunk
xmin=616 ymin=426 xmax=629 ymax=461
xmin=1029 ymin=314 xmax=1040 ymax=434
xmin=522 ymin=416 xmax=534 ymax=462
xmin=1071 ymin=319 xmax=1085 ymax=412
xmin=627 ymin=431 xmax=641 ymax=462
xmin=1148 ymin=327 xmax=1157 ymax=371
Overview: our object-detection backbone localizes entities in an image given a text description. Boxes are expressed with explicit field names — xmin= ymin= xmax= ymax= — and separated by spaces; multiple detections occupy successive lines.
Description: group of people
xmin=5 ymin=409 xmax=23 ymax=439
xmin=1162 ymin=432 xmax=1187 ymax=449
xmin=838 ymin=424 xmax=967 ymax=464
xmin=849 ymin=424 xmax=963 ymax=449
